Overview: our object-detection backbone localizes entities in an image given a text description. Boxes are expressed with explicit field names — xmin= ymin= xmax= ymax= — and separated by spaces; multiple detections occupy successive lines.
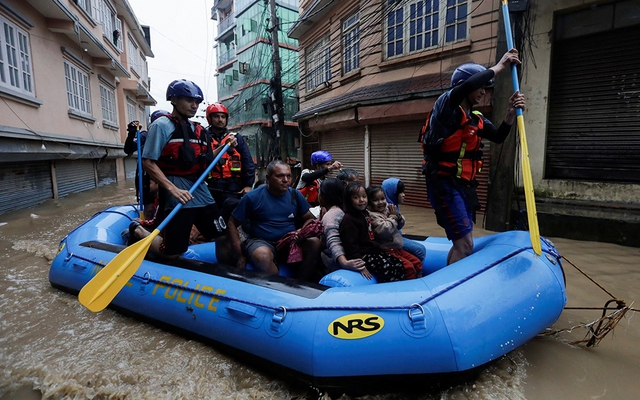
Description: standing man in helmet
xmin=204 ymin=102 xmax=255 ymax=220
xmin=131 ymin=79 xmax=237 ymax=259
xmin=421 ymin=49 xmax=526 ymax=265
xmin=296 ymin=150 xmax=342 ymax=207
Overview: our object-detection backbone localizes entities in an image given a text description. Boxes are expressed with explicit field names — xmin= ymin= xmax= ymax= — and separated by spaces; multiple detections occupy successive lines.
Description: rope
xmin=127 ymin=245 xmax=558 ymax=314
xmin=64 ymin=207 xmax=136 ymax=238
xmin=561 ymin=255 xmax=617 ymax=299
xmin=540 ymin=254 xmax=637 ymax=347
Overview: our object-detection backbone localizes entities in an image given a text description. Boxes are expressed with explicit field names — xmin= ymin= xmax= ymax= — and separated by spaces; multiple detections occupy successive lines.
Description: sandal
xmin=127 ymin=220 xmax=141 ymax=246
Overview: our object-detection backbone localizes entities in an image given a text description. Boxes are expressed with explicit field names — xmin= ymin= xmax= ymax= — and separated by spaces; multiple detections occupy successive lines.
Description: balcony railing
xmin=218 ymin=15 xmax=236 ymax=35
xmin=217 ymin=47 xmax=236 ymax=67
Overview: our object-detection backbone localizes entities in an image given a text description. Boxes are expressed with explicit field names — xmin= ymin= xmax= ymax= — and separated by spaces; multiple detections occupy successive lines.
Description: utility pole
xmin=268 ymin=0 xmax=287 ymax=161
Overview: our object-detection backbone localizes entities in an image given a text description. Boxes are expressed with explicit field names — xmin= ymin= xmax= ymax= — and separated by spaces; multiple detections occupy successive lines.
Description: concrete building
xmin=289 ymin=0 xmax=640 ymax=246
xmin=0 ymin=0 xmax=155 ymax=214
xmin=211 ymin=0 xmax=299 ymax=174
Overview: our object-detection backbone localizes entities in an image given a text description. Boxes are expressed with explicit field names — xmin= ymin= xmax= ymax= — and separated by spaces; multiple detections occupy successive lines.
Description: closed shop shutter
xmin=55 ymin=160 xmax=96 ymax=198
xmin=96 ymin=159 xmax=117 ymax=186
xmin=124 ymin=157 xmax=137 ymax=179
xmin=370 ymin=123 xmax=492 ymax=211
xmin=546 ymin=24 xmax=640 ymax=182
xmin=370 ymin=122 xmax=426 ymax=207
xmin=320 ymin=128 xmax=366 ymax=178
xmin=0 ymin=161 xmax=53 ymax=214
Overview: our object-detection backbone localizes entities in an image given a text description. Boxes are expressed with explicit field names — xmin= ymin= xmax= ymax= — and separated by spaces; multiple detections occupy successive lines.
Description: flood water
xmin=0 ymin=180 xmax=638 ymax=399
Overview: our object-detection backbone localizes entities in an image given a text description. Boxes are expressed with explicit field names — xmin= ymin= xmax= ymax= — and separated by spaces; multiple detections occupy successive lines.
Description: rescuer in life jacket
xmin=421 ymin=49 xmax=526 ymax=265
xmin=123 ymin=109 xmax=169 ymax=220
xmin=130 ymin=79 xmax=237 ymax=260
xmin=296 ymin=150 xmax=342 ymax=208
xmin=204 ymin=102 xmax=256 ymax=221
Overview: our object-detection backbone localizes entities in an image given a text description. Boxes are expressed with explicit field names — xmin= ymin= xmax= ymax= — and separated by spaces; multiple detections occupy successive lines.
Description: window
xmin=100 ymin=1 xmax=114 ymax=39
xmin=139 ymin=52 xmax=147 ymax=82
xmin=241 ymin=18 xmax=257 ymax=36
xmin=0 ymin=15 xmax=34 ymax=95
xmin=99 ymin=83 xmax=117 ymax=124
xmin=305 ymin=36 xmax=331 ymax=91
xmin=138 ymin=107 xmax=145 ymax=126
xmin=114 ymin=18 xmax=123 ymax=51
xmin=64 ymin=60 xmax=91 ymax=115
xmin=127 ymin=100 xmax=136 ymax=123
xmin=98 ymin=1 xmax=123 ymax=52
xmin=385 ymin=0 xmax=469 ymax=59
xmin=128 ymin=36 xmax=139 ymax=73
xmin=343 ymin=12 xmax=360 ymax=74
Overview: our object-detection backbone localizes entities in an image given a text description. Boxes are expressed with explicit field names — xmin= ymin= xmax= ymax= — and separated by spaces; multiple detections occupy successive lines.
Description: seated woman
xmin=319 ymin=178 xmax=367 ymax=275
xmin=336 ymin=168 xmax=360 ymax=186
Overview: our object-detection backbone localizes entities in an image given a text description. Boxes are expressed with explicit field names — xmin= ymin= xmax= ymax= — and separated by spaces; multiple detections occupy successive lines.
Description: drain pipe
xmin=364 ymin=124 xmax=370 ymax=187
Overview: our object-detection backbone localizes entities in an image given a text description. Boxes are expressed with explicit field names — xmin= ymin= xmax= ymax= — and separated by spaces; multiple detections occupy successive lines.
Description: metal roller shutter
xmin=370 ymin=122 xmax=427 ymax=207
xmin=0 ymin=161 xmax=53 ymax=214
xmin=96 ymin=159 xmax=117 ymax=186
xmin=124 ymin=157 xmax=138 ymax=179
xmin=320 ymin=128 xmax=366 ymax=178
xmin=55 ymin=160 xmax=96 ymax=198
xmin=370 ymin=123 xmax=492 ymax=211
xmin=546 ymin=24 xmax=640 ymax=182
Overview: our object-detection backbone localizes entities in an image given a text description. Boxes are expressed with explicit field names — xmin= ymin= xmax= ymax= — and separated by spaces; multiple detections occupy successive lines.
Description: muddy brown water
xmin=0 ymin=181 xmax=638 ymax=399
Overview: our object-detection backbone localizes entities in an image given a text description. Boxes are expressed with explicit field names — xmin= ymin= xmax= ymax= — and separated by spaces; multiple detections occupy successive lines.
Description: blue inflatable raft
xmin=49 ymin=205 xmax=566 ymax=390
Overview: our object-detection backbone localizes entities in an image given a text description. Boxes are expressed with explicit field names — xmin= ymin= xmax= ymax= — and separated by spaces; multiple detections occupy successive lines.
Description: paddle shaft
xmin=79 ymin=143 xmax=231 ymax=312
xmin=136 ymin=125 xmax=144 ymax=219
xmin=155 ymin=143 xmax=230 ymax=232
xmin=501 ymin=0 xmax=541 ymax=255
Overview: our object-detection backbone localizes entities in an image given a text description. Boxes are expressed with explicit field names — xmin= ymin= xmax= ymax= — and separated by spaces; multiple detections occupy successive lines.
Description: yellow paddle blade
xmin=516 ymin=116 xmax=541 ymax=255
xmin=78 ymin=229 xmax=160 ymax=312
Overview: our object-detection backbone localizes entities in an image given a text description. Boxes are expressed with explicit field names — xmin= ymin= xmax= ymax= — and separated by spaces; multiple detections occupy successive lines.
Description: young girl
xmin=381 ymin=177 xmax=427 ymax=262
xmin=339 ymin=181 xmax=405 ymax=283
xmin=319 ymin=178 xmax=366 ymax=275
xmin=367 ymin=185 xmax=423 ymax=279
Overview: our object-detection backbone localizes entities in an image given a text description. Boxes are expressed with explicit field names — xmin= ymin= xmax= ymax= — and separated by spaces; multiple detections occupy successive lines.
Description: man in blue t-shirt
xmin=227 ymin=160 xmax=320 ymax=278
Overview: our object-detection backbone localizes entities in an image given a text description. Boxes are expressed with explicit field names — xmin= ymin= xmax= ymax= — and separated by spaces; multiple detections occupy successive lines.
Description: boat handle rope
xmin=133 ymin=245 xmax=559 ymax=314
xmin=70 ymin=243 xmax=561 ymax=314
xmin=63 ymin=208 xmax=136 ymax=239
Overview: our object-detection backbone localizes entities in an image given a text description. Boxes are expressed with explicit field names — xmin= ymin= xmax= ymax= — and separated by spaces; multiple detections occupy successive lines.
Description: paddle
xmin=136 ymin=125 xmax=144 ymax=219
xmin=501 ymin=0 xmax=541 ymax=256
xmin=79 ymin=142 xmax=232 ymax=312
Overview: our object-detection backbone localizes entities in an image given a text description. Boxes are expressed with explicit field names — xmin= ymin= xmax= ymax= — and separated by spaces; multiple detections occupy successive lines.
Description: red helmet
xmin=206 ymin=103 xmax=229 ymax=125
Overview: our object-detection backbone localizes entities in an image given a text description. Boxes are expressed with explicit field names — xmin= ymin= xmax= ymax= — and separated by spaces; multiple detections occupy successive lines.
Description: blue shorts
xmin=426 ymin=178 xmax=475 ymax=241
xmin=242 ymin=237 xmax=277 ymax=261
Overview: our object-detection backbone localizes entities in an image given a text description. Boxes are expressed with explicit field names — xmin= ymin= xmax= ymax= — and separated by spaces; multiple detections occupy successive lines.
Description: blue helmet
xmin=450 ymin=63 xmax=492 ymax=88
xmin=166 ymin=79 xmax=204 ymax=102
xmin=311 ymin=150 xmax=332 ymax=166
xmin=150 ymin=109 xmax=170 ymax=123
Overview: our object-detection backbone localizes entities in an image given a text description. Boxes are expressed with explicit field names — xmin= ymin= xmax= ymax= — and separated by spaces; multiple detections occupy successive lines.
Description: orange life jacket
xmin=156 ymin=116 xmax=213 ymax=177
xmin=420 ymin=107 xmax=484 ymax=182
xmin=298 ymin=178 xmax=320 ymax=204
xmin=209 ymin=133 xmax=242 ymax=180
